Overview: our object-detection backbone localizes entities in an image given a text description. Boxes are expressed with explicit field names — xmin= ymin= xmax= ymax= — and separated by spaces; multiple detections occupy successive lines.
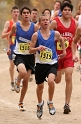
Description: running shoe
xmin=47 ymin=102 xmax=56 ymax=115
xmin=76 ymin=65 xmax=80 ymax=71
xmin=63 ymin=103 xmax=71 ymax=114
xmin=14 ymin=77 xmax=20 ymax=93
xmin=11 ymin=82 xmax=14 ymax=91
xmin=19 ymin=102 xmax=26 ymax=111
xmin=37 ymin=100 xmax=44 ymax=118
xmin=29 ymin=75 xmax=33 ymax=82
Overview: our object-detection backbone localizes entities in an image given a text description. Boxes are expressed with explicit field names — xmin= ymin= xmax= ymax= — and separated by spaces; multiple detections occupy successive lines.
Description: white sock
xmin=47 ymin=100 xmax=53 ymax=104
xmin=38 ymin=100 xmax=43 ymax=106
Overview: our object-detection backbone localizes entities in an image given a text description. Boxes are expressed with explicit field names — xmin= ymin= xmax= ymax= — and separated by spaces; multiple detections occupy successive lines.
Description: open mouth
xmin=25 ymin=17 xmax=28 ymax=19
xmin=44 ymin=24 xmax=47 ymax=25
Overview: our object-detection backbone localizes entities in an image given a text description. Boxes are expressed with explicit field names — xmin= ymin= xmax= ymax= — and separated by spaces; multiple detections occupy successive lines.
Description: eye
xmin=23 ymin=12 xmax=29 ymax=14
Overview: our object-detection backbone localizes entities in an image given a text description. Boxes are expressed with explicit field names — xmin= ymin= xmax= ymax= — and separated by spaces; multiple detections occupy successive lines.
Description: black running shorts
xmin=35 ymin=63 xmax=58 ymax=84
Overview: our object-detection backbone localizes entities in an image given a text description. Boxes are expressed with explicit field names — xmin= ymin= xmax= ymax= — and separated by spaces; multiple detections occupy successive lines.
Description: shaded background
xmin=0 ymin=0 xmax=80 ymax=53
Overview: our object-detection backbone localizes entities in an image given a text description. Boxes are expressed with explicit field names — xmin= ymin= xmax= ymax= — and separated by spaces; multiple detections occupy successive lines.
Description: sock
xmin=47 ymin=100 xmax=53 ymax=104
xmin=65 ymin=103 xmax=69 ymax=106
xmin=38 ymin=100 xmax=43 ymax=106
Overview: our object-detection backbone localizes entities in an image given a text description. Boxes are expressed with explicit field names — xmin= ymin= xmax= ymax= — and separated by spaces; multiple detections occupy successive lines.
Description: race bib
xmin=18 ymin=43 xmax=30 ymax=54
xmin=57 ymin=40 xmax=69 ymax=50
xmin=39 ymin=48 xmax=52 ymax=62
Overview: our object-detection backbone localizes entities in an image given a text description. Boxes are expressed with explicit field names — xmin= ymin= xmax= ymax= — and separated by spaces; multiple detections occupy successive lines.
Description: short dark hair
xmin=62 ymin=0 xmax=72 ymax=4
xmin=42 ymin=9 xmax=51 ymax=16
xmin=20 ymin=6 xmax=31 ymax=15
xmin=11 ymin=5 xmax=19 ymax=12
xmin=61 ymin=2 xmax=73 ymax=12
xmin=31 ymin=8 xmax=38 ymax=12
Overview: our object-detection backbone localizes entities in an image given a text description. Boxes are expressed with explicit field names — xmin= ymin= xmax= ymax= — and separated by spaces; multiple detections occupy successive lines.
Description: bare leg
xmin=65 ymin=67 xmax=73 ymax=104
xmin=55 ymin=70 xmax=62 ymax=84
xmin=36 ymin=83 xmax=44 ymax=103
xmin=9 ymin=60 xmax=14 ymax=82
xmin=19 ymin=70 xmax=31 ymax=103
xmin=48 ymin=73 xmax=55 ymax=101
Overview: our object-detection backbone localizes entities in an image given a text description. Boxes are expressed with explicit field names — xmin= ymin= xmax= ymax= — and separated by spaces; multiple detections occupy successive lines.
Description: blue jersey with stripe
xmin=14 ymin=22 xmax=35 ymax=54
xmin=36 ymin=30 xmax=58 ymax=64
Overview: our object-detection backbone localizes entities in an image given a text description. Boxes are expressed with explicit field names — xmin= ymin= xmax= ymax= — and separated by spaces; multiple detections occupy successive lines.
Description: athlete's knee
xmin=19 ymin=70 xmax=27 ymax=78
xmin=37 ymin=84 xmax=44 ymax=90
xmin=48 ymin=79 xmax=54 ymax=87
xmin=65 ymin=74 xmax=72 ymax=83
xmin=55 ymin=77 xmax=61 ymax=84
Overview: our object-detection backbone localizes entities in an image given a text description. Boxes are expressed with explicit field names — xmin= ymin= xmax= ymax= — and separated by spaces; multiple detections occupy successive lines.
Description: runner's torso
xmin=7 ymin=20 xmax=16 ymax=45
xmin=35 ymin=30 xmax=58 ymax=64
xmin=54 ymin=17 xmax=76 ymax=58
xmin=14 ymin=22 xmax=35 ymax=55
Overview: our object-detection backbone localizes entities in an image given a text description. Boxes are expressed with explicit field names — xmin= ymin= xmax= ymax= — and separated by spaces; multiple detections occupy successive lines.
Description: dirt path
xmin=0 ymin=53 xmax=81 ymax=124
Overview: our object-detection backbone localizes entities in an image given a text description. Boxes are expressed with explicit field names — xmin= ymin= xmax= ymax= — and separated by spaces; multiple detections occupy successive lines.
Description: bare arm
xmin=7 ymin=23 xmax=16 ymax=55
xmin=29 ymin=32 xmax=46 ymax=54
xmin=55 ymin=31 xmax=66 ymax=59
xmin=36 ymin=22 xmax=41 ymax=30
xmin=72 ymin=26 xmax=81 ymax=62
xmin=29 ymin=32 xmax=38 ymax=54
xmin=72 ymin=24 xmax=81 ymax=54
xmin=50 ymin=10 xmax=58 ymax=21
xmin=75 ymin=15 xmax=79 ymax=21
xmin=49 ymin=20 xmax=57 ymax=30
xmin=34 ymin=24 xmax=39 ymax=32
xmin=1 ymin=21 xmax=10 ymax=39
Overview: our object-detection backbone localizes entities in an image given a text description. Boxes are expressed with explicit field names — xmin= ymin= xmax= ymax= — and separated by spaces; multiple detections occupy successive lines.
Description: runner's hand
xmin=58 ymin=51 xmax=66 ymax=59
xmin=7 ymin=48 xmax=11 ymax=55
xmin=72 ymin=55 xmax=78 ymax=62
xmin=37 ymin=45 xmax=46 ymax=51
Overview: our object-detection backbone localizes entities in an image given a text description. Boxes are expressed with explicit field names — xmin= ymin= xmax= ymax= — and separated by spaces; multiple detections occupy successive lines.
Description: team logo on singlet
xmin=18 ymin=43 xmax=30 ymax=54
xmin=57 ymin=40 xmax=69 ymax=50
xmin=39 ymin=48 xmax=52 ymax=62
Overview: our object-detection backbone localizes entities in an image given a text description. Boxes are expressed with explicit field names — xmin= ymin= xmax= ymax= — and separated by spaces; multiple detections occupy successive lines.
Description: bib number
xmin=57 ymin=40 xmax=69 ymax=50
xmin=18 ymin=43 xmax=30 ymax=53
xmin=40 ymin=49 xmax=52 ymax=62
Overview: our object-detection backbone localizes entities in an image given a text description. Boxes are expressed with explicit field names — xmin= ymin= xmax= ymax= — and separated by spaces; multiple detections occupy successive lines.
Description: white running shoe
xmin=19 ymin=102 xmax=26 ymax=111
xmin=37 ymin=100 xmax=44 ymax=118
xmin=47 ymin=102 xmax=56 ymax=115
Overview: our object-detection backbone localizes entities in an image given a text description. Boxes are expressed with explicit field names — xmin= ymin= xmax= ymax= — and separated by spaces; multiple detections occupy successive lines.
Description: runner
xmin=29 ymin=8 xmax=38 ymax=82
xmin=49 ymin=2 xmax=78 ymax=114
xmin=1 ymin=5 xmax=20 ymax=91
xmin=29 ymin=14 xmax=66 ymax=118
xmin=62 ymin=0 xmax=72 ymax=4
xmin=75 ymin=2 xmax=81 ymax=71
xmin=51 ymin=0 xmax=62 ymax=20
xmin=76 ymin=40 xmax=81 ymax=71
xmin=72 ymin=25 xmax=81 ymax=76
xmin=42 ymin=9 xmax=51 ymax=20
xmin=30 ymin=8 xmax=38 ymax=24
xmin=7 ymin=6 xmax=39 ymax=111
